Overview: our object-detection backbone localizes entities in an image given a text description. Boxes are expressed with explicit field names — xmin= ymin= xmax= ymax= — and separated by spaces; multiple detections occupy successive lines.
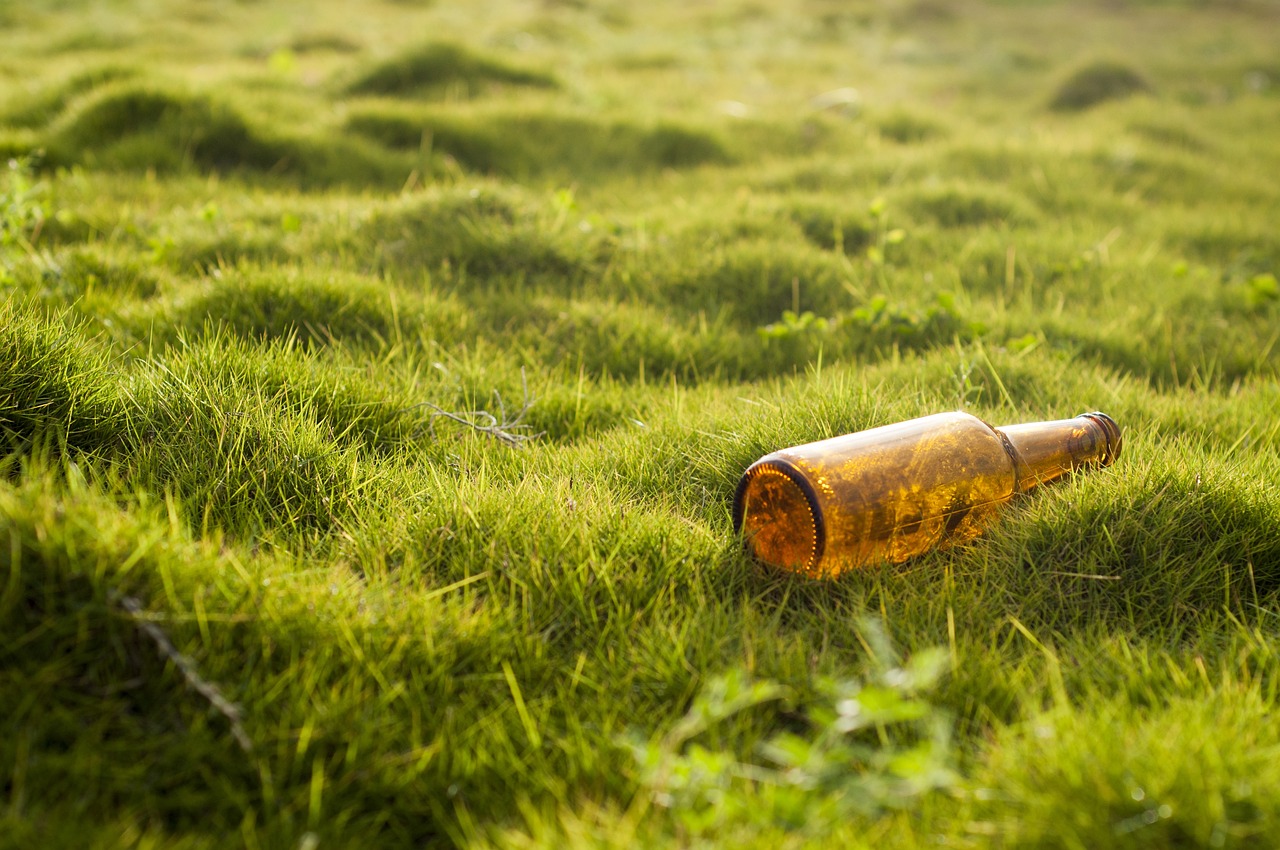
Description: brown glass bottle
xmin=732 ymin=411 xmax=1121 ymax=577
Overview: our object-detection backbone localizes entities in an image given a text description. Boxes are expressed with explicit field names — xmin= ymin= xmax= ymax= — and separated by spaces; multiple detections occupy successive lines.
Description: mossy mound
xmin=39 ymin=246 xmax=164 ymax=300
xmin=780 ymin=198 xmax=877 ymax=252
xmin=876 ymin=109 xmax=948 ymax=144
xmin=343 ymin=41 xmax=557 ymax=98
xmin=643 ymin=240 xmax=853 ymax=326
xmin=669 ymin=199 xmax=876 ymax=256
xmin=359 ymin=187 xmax=603 ymax=284
xmin=973 ymin=455 xmax=1280 ymax=629
xmin=147 ymin=270 xmax=431 ymax=349
xmin=163 ymin=337 xmax=440 ymax=454
xmin=484 ymin=294 xmax=735 ymax=381
xmin=899 ymin=183 xmax=1038 ymax=227
xmin=192 ymin=272 xmax=399 ymax=345
xmin=1049 ymin=61 xmax=1152 ymax=111
xmin=287 ymin=31 xmax=362 ymax=54
xmin=47 ymin=85 xmax=290 ymax=172
xmin=42 ymin=84 xmax=408 ymax=188
xmin=1127 ymin=115 xmax=1213 ymax=153
xmin=346 ymin=107 xmax=733 ymax=179
xmin=133 ymin=378 xmax=383 ymax=537
xmin=1 ymin=65 xmax=139 ymax=129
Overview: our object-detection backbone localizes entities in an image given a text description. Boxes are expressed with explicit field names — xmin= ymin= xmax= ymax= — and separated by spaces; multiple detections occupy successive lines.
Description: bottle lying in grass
xmin=733 ymin=411 xmax=1121 ymax=577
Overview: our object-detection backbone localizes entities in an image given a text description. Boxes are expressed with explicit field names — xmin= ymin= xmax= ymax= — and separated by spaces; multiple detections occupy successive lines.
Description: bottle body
xmin=732 ymin=411 xmax=1120 ymax=577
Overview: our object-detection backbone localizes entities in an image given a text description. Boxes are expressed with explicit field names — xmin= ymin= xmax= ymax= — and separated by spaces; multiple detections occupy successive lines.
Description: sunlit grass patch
xmin=136 ymin=268 xmax=429 ymax=349
xmin=0 ymin=302 xmax=124 ymax=450
xmin=970 ymin=684 xmax=1280 ymax=847
xmin=358 ymin=185 xmax=603 ymax=283
xmin=1 ymin=64 xmax=140 ymax=129
xmin=47 ymin=84 xmax=290 ymax=172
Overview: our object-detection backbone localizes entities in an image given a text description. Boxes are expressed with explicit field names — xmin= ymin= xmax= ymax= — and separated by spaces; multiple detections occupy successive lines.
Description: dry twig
xmin=115 ymin=593 xmax=254 ymax=753
xmin=403 ymin=368 xmax=544 ymax=448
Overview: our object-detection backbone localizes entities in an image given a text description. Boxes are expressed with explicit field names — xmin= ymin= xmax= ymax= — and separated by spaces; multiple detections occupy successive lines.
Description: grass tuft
xmin=48 ymin=85 xmax=289 ymax=173
xmin=971 ymin=687 xmax=1280 ymax=847
xmin=0 ymin=302 xmax=122 ymax=450
xmin=899 ymin=183 xmax=1038 ymax=228
xmin=1 ymin=65 xmax=139 ymax=129
xmin=360 ymin=186 xmax=600 ymax=282
xmin=1049 ymin=60 xmax=1154 ymax=111
xmin=344 ymin=41 xmax=558 ymax=98
xmin=346 ymin=106 xmax=732 ymax=179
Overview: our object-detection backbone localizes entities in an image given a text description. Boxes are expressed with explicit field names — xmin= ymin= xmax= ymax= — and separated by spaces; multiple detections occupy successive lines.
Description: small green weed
xmin=626 ymin=631 xmax=956 ymax=837
xmin=759 ymin=293 xmax=981 ymax=353
xmin=1246 ymin=272 xmax=1278 ymax=308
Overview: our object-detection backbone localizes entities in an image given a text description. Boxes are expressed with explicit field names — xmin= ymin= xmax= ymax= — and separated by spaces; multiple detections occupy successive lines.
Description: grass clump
xmin=133 ymin=389 xmax=380 ymax=540
xmin=779 ymin=197 xmax=876 ymax=252
xmin=29 ymin=244 xmax=164 ymax=302
xmin=359 ymin=186 xmax=601 ymax=283
xmin=157 ymin=271 xmax=406 ymax=348
xmin=0 ymin=470 xmax=262 ymax=834
xmin=875 ymin=109 xmax=948 ymax=144
xmin=1049 ymin=60 xmax=1153 ymax=111
xmin=346 ymin=107 xmax=732 ymax=180
xmin=645 ymin=240 xmax=852 ymax=326
xmin=48 ymin=85 xmax=290 ymax=172
xmin=972 ymin=445 xmax=1280 ymax=634
xmin=1 ymin=65 xmax=139 ymax=129
xmin=899 ymin=183 xmax=1038 ymax=228
xmin=344 ymin=41 xmax=558 ymax=98
xmin=0 ymin=303 xmax=122 ymax=449
xmin=41 ymin=83 xmax=409 ymax=188
xmin=970 ymin=687 xmax=1280 ymax=847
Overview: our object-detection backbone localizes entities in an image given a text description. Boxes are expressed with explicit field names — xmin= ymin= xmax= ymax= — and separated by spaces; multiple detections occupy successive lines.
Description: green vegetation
xmin=2 ymin=0 xmax=1279 ymax=847
xmin=1048 ymin=60 xmax=1153 ymax=112
xmin=342 ymin=41 xmax=559 ymax=99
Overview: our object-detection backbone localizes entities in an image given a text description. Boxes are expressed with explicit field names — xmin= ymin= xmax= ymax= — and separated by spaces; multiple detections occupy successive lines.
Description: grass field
xmin=3 ymin=0 xmax=1280 ymax=846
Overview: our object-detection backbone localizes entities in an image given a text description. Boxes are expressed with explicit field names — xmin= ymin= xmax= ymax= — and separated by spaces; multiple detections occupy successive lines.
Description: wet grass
xmin=3 ymin=0 xmax=1280 ymax=848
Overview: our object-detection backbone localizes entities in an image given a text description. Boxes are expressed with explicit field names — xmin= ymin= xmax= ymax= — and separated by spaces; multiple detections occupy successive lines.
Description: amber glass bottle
xmin=732 ymin=411 xmax=1121 ymax=577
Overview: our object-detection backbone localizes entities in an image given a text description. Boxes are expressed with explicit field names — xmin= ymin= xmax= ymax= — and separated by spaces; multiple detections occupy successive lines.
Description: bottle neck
xmin=997 ymin=412 xmax=1122 ymax=492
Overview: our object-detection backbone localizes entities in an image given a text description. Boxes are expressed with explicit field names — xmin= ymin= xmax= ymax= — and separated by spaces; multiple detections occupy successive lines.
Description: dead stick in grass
xmin=402 ymin=368 xmax=544 ymax=448
xmin=115 ymin=593 xmax=254 ymax=753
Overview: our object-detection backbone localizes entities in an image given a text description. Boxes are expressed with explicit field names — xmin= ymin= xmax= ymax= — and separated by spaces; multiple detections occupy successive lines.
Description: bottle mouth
xmin=1078 ymin=412 xmax=1122 ymax=466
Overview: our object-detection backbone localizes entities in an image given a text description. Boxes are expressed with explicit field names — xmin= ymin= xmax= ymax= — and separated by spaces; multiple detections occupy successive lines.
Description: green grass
xmin=2 ymin=0 xmax=1280 ymax=847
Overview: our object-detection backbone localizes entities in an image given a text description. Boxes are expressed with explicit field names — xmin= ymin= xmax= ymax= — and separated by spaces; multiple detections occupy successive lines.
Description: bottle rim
xmin=1078 ymin=411 xmax=1122 ymax=466
xmin=733 ymin=458 xmax=826 ymax=574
